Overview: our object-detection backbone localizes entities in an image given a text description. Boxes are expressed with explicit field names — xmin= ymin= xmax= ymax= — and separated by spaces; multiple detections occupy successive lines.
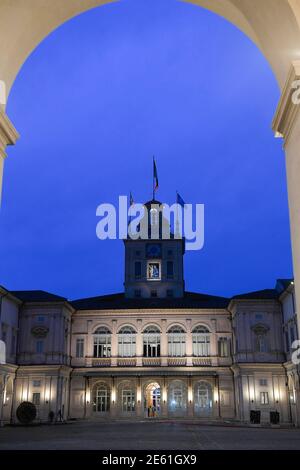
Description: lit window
xmin=192 ymin=326 xmax=210 ymax=357
xmin=118 ymin=326 xmax=136 ymax=357
xmin=93 ymin=384 xmax=110 ymax=413
xmin=76 ymin=338 xmax=84 ymax=358
xmin=143 ymin=326 xmax=161 ymax=357
xmin=147 ymin=261 xmax=161 ymax=280
xmin=168 ymin=325 xmax=186 ymax=357
xmin=260 ymin=392 xmax=269 ymax=405
xmin=93 ymin=327 xmax=111 ymax=358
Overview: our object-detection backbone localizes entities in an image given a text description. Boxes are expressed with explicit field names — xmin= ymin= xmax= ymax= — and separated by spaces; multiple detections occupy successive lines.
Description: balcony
xmin=192 ymin=357 xmax=212 ymax=366
xmin=167 ymin=357 xmax=187 ymax=366
xmin=117 ymin=357 xmax=137 ymax=367
xmin=92 ymin=358 xmax=111 ymax=367
xmin=142 ymin=357 xmax=161 ymax=367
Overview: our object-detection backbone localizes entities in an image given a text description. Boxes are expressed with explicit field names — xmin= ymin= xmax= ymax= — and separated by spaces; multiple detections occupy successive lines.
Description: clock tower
xmin=124 ymin=199 xmax=185 ymax=299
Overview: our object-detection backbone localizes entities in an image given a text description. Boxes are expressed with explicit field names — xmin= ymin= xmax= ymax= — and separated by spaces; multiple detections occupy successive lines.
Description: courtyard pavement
xmin=1 ymin=420 xmax=300 ymax=450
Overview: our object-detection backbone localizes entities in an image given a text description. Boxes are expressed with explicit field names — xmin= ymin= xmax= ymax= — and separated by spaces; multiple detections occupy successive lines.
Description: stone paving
xmin=1 ymin=420 xmax=300 ymax=450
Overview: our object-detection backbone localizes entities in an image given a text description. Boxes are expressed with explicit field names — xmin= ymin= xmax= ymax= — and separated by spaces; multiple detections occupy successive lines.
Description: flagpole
xmin=175 ymin=190 xmax=179 ymax=237
xmin=152 ymin=156 xmax=155 ymax=201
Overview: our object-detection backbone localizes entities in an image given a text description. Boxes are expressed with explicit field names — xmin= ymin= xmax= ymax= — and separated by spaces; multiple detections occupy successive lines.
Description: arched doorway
xmin=144 ymin=382 xmax=161 ymax=418
xmin=92 ymin=382 xmax=110 ymax=414
xmin=168 ymin=380 xmax=187 ymax=418
xmin=118 ymin=380 xmax=136 ymax=417
xmin=194 ymin=381 xmax=213 ymax=417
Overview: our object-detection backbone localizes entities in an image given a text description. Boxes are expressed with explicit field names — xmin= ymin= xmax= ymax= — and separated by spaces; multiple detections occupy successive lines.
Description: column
xmin=187 ymin=376 xmax=193 ymax=417
xmin=161 ymin=319 xmax=168 ymax=366
xmin=0 ymin=108 xmax=19 ymax=205
xmin=161 ymin=376 xmax=168 ymax=417
xmin=186 ymin=319 xmax=192 ymax=366
xmin=272 ymin=60 xmax=300 ymax=340
xmin=211 ymin=319 xmax=218 ymax=366
xmin=136 ymin=376 xmax=142 ymax=417
xmin=136 ymin=319 xmax=143 ymax=366
xmin=86 ymin=320 xmax=93 ymax=367
xmin=111 ymin=320 xmax=118 ymax=367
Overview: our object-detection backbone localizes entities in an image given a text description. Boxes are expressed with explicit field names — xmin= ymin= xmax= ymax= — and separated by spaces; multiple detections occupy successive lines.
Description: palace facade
xmin=0 ymin=200 xmax=299 ymax=426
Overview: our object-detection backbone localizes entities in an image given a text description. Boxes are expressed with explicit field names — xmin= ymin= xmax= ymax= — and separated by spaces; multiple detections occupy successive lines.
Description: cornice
xmin=272 ymin=60 xmax=300 ymax=147
xmin=0 ymin=108 xmax=19 ymax=158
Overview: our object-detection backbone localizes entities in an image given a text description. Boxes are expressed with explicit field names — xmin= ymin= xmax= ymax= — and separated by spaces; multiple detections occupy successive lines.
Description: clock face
xmin=146 ymin=243 xmax=162 ymax=259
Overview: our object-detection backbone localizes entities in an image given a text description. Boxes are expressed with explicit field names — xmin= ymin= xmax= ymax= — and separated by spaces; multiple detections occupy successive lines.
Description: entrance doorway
xmin=145 ymin=382 xmax=161 ymax=418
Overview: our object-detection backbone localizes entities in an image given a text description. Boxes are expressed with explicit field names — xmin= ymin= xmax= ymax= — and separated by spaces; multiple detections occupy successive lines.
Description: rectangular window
xmin=76 ymin=338 xmax=84 ymax=358
xmin=260 ymin=392 xmax=269 ymax=405
xmin=218 ymin=338 xmax=229 ymax=357
xmin=36 ymin=340 xmax=44 ymax=354
xmin=167 ymin=261 xmax=174 ymax=279
xmin=32 ymin=392 xmax=40 ymax=406
xmin=259 ymin=379 xmax=268 ymax=387
xmin=33 ymin=380 xmax=41 ymax=388
xmin=147 ymin=261 xmax=161 ymax=280
xmin=151 ymin=290 xmax=157 ymax=298
xmin=135 ymin=261 xmax=142 ymax=279
xmin=37 ymin=316 xmax=45 ymax=322
xmin=166 ymin=289 xmax=173 ymax=298
xmin=167 ymin=249 xmax=173 ymax=256
xmin=134 ymin=289 xmax=141 ymax=298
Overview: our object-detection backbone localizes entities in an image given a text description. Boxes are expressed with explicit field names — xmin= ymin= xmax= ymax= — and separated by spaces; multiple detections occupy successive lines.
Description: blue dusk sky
xmin=0 ymin=0 xmax=293 ymax=300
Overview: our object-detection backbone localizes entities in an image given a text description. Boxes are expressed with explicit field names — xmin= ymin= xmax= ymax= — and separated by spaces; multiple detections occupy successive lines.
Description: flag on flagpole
xmin=153 ymin=157 xmax=159 ymax=197
xmin=129 ymin=191 xmax=134 ymax=207
xmin=176 ymin=191 xmax=186 ymax=208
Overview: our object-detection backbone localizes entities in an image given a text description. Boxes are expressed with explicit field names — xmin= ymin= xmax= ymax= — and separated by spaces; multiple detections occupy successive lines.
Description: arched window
xmin=168 ymin=380 xmax=187 ymax=417
xmin=167 ymin=325 xmax=186 ymax=357
xmin=192 ymin=326 xmax=211 ymax=357
xmin=143 ymin=326 xmax=161 ymax=357
xmin=194 ymin=381 xmax=212 ymax=416
xmin=93 ymin=383 xmax=110 ymax=413
xmin=93 ymin=326 xmax=111 ymax=358
xmin=118 ymin=326 xmax=136 ymax=357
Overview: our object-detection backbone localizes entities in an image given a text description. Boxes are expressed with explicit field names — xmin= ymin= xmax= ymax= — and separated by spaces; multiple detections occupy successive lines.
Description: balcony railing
xmin=142 ymin=357 xmax=161 ymax=367
xmin=167 ymin=357 xmax=187 ymax=366
xmin=117 ymin=357 xmax=137 ymax=367
xmin=92 ymin=358 xmax=111 ymax=367
xmin=192 ymin=357 xmax=212 ymax=366
xmin=89 ymin=356 xmax=218 ymax=367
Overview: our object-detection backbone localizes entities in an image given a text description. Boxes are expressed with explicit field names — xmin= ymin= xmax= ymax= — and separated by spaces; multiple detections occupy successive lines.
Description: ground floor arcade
xmin=1 ymin=364 xmax=299 ymax=426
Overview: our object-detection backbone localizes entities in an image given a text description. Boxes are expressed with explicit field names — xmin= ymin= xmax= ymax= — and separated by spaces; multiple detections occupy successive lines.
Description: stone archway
xmin=0 ymin=1 xmax=300 ymax=334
